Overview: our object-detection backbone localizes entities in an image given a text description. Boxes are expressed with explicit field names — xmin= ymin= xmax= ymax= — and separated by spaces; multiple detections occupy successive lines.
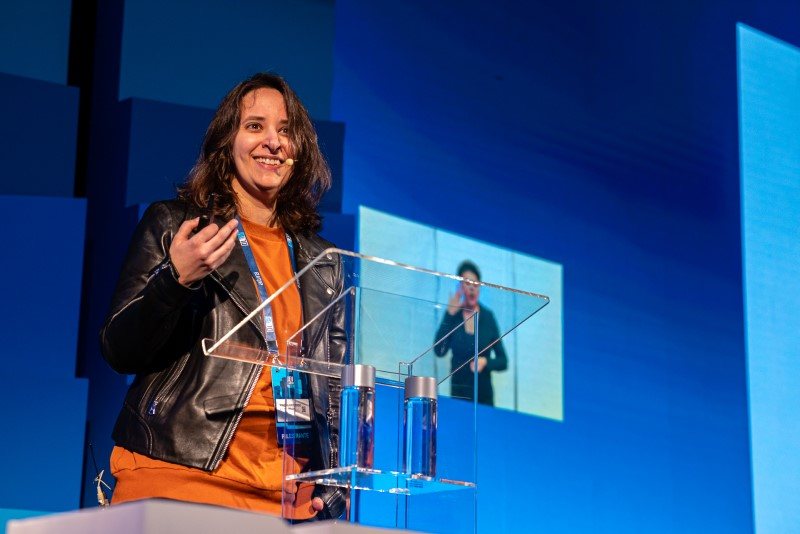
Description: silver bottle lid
xmin=404 ymin=375 xmax=437 ymax=400
xmin=341 ymin=364 xmax=376 ymax=388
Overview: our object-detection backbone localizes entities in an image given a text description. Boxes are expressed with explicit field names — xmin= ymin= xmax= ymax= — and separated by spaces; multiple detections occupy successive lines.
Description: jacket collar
xmin=290 ymin=230 xmax=338 ymax=271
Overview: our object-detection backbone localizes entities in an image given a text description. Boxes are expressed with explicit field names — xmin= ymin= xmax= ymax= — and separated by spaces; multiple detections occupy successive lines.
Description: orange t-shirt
xmin=111 ymin=221 xmax=315 ymax=519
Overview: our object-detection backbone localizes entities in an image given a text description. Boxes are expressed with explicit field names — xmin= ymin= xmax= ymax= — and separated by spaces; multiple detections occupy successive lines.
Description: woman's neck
xmin=232 ymin=179 xmax=278 ymax=227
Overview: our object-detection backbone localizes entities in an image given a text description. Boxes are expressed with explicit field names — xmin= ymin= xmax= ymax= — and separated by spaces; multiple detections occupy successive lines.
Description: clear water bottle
xmin=403 ymin=375 xmax=437 ymax=478
xmin=338 ymin=364 xmax=376 ymax=468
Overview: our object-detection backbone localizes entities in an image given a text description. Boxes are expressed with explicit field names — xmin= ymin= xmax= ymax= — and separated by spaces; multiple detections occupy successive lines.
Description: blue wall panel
xmin=0 ymin=1 xmax=71 ymax=84
xmin=0 ymin=375 xmax=88 ymax=511
xmin=0 ymin=196 xmax=86 ymax=376
xmin=0 ymin=74 xmax=78 ymax=197
xmin=0 ymin=196 xmax=88 ymax=511
xmin=125 ymin=98 xmax=213 ymax=206
xmin=119 ymin=0 xmax=336 ymax=119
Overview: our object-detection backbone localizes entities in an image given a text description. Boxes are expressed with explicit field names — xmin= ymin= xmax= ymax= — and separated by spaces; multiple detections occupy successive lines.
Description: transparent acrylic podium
xmin=202 ymin=249 xmax=549 ymax=531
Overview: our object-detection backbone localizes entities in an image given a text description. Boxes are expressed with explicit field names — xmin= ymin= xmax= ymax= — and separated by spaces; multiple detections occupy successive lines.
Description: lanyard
xmin=235 ymin=218 xmax=311 ymax=447
xmin=234 ymin=218 xmax=297 ymax=352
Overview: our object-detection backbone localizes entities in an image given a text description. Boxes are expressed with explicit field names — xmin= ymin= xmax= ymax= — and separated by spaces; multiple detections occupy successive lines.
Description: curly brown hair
xmin=178 ymin=72 xmax=331 ymax=233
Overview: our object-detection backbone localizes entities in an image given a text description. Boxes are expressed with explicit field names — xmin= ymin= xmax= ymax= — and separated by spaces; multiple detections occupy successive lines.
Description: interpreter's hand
xmin=168 ymin=217 xmax=239 ymax=287
xmin=469 ymin=356 xmax=488 ymax=373
xmin=446 ymin=286 xmax=464 ymax=316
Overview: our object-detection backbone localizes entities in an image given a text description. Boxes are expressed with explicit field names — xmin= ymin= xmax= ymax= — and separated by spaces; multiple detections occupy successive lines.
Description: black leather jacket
xmin=100 ymin=200 xmax=346 ymax=517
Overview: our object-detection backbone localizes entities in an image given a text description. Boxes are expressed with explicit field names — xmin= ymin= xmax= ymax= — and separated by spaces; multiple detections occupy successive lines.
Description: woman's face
xmin=461 ymin=270 xmax=480 ymax=307
xmin=231 ymin=87 xmax=294 ymax=205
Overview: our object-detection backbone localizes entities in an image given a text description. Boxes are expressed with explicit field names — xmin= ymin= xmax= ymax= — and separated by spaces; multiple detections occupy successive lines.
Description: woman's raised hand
xmin=446 ymin=286 xmax=464 ymax=316
xmin=168 ymin=218 xmax=239 ymax=287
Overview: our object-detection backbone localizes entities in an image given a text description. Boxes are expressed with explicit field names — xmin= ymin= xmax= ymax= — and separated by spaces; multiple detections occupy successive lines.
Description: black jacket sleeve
xmin=99 ymin=202 xmax=198 ymax=374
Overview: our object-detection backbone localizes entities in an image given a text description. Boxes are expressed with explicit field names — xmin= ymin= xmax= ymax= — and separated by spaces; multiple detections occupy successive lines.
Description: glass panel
xmin=204 ymin=249 xmax=548 ymax=382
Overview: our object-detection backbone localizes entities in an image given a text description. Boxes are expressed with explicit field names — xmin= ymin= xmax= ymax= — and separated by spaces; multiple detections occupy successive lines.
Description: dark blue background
xmin=2 ymin=0 xmax=799 ymax=531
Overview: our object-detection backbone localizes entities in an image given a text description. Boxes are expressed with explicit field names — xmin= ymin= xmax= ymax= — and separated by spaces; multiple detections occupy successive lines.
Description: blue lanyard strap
xmin=235 ymin=217 xmax=297 ymax=354
xmin=234 ymin=218 xmax=312 ymax=448
xmin=285 ymin=233 xmax=297 ymax=273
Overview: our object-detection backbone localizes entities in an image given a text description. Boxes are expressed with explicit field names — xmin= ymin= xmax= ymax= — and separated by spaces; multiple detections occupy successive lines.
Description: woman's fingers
xmin=188 ymin=220 xmax=238 ymax=267
xmin=201 ymin=219 xmax=239 ymax=250
xmin=205 ymin=229 xmax=238 ymax=270
xmin=174 ymin=217 xmax=201 ymax=244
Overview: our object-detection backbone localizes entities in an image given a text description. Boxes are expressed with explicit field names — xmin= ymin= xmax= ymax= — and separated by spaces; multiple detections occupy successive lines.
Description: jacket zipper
xmin=145 ymin=305 xmax=199 ymax=417
xmin=134 ymin=261 xmax=188 ymax=416
xmin=147 ymin=353 xmax=190 ymax=416
xmin=207 ymin=274 xmax=267 ymax=470
xmin=140 ymin=371 xmax=167 ymax=416
xmin=326 ymin=333 xmax=335 ymax=468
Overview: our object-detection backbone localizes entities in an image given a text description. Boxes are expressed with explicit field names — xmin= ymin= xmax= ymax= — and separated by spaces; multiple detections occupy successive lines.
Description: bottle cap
xmin=404 ymin=375 xmax=437 ymax=400
xmin=341 ymin=364 xmax=376 ymax=388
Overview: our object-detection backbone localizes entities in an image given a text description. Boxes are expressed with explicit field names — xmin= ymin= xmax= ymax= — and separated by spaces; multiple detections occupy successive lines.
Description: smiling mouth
xmin=254 ymin=156 xmax=282 ymax=165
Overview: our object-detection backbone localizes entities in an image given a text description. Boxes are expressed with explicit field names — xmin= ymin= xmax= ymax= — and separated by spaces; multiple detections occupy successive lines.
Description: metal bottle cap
xmin=341 ymin=364 xmax=376 ymax=388
xmin=404 ymin=376 xmax=437 ymax=400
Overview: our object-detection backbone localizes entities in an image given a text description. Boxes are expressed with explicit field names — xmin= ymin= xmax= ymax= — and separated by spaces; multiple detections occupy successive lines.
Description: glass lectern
xmin=203 ymin=249 xmax=549 ymax=531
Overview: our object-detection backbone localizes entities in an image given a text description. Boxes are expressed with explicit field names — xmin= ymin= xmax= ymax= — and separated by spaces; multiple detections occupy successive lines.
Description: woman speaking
xmin=100 ymin=73 xmax=345 ymax=520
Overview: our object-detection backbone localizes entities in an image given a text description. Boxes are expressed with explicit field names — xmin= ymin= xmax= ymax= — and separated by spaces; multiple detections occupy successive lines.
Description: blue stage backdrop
xmin=329 ymin=1 xmax=786 ymax=531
